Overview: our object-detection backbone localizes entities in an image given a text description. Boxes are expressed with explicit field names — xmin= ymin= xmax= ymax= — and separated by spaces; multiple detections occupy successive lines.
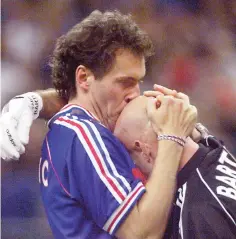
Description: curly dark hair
xmin=51 ymin=10 xmax=154 ymax=100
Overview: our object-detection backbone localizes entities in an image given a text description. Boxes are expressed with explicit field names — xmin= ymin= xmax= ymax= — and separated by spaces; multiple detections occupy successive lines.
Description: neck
xmin=178 ymin=137 xmax=199 ymax=171
xmin=69 ymin=94 xmax=110 ymax=129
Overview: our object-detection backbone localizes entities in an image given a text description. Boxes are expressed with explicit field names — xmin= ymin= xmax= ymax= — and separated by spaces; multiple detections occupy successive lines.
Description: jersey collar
xmin=60 ymin=104 xmax=99 ymax=121
xmin=47 ymin=104 xmax=100 ymax=128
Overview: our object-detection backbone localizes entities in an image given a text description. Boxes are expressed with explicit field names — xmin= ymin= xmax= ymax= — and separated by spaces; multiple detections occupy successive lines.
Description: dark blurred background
xmin=1 ymin=0 xmax=236 ymax=238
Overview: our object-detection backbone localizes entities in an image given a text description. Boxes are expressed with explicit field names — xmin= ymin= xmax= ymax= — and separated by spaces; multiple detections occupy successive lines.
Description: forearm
xmin=36 ymin=89 xmax=67 ymax=119
xmin=118 ymin=141 xmax=182 ymax=239
xmin=137 ymin=141 xmax=182 ymax=238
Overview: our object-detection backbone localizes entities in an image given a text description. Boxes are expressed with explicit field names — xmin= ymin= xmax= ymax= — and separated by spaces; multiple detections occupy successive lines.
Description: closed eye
xmin=117 ymin=77 xmax=143 ymax=88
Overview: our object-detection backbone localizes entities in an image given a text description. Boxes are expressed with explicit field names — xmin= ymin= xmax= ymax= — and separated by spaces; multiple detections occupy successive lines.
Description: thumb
xmin=146 ymin=97 xmax=158 ymax=118
xmin=17 ymin=110 xmax=33 ymax=145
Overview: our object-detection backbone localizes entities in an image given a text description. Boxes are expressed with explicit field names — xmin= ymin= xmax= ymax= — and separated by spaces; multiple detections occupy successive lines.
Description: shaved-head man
xmin=114 ymin=96 xmax=236 ymax=239
xmin=114 ymin=96 xmax=199 ymax=176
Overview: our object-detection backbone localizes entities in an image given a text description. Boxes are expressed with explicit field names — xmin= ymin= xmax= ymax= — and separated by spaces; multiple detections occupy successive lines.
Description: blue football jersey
xmin=39 ymin=104 xmax=146 ymax=238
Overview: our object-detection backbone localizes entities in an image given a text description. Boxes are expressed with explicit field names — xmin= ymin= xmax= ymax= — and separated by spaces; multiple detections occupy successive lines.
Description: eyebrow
xmin=116 ymin=76 xmax=144 ymax=83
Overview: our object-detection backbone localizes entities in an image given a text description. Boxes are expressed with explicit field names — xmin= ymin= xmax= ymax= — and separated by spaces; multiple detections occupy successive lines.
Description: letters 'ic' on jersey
xmin=39 ymin=104 xmax=146 ymax=239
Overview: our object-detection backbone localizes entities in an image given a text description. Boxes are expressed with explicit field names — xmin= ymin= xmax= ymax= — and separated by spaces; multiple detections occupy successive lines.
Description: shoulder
xmin=51 ymin=115 xmax=125 ymax=150
xmin=74 ymin=117 xmax=131 ymax=159
xmin=48 ymin=109 xmax=132 ymax=163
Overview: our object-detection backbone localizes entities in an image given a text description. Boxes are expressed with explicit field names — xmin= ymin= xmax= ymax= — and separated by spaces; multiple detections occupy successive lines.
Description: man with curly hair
xmin=1 ymin=10 xmax=197 ymax=238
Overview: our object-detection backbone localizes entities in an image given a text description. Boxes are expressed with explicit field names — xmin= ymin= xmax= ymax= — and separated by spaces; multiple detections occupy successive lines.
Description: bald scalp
xmin=114 ymin=96 xmax=150 ymax=150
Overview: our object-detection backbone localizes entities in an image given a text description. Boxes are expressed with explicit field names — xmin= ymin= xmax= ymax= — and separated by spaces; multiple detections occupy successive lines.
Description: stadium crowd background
xmin=1 ymin=0 xmax=236 ymax=238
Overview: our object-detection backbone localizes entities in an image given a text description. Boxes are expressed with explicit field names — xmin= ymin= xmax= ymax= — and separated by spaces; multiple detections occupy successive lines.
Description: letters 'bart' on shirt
xmin=164 ymin=137 xmax=236 ymax=239
xmin=40 ymin=104 xmax=146 ymax=238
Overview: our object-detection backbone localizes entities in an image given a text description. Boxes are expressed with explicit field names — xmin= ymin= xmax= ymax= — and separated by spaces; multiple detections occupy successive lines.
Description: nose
xmin=125 ymin=84 xmax=141 ymax=104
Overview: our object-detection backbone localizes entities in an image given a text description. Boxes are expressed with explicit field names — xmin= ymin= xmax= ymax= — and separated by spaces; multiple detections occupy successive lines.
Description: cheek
xmin=134 ymin=154 xmax=146 ymax=169
xmin=108 ymin=88 xmax=118 ymax=99
xmin=110 ymin=85 xmax=123 ymax=96
xmin=95 ymin=83 xmax=117 ymax=103
xmin=108 ymin=88 xmax=125 ymax=105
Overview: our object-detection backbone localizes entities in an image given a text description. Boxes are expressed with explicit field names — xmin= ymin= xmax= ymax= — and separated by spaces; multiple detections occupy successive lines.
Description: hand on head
xmin=146 ymin=90 xmax=197 ymax=139
xmin=114 ymin=92 xmax=198 ymax=176
xmin=144 ymin=84 xmax=190 ymax=106
xmin=144 ymin=84 xmax=201 ymax=139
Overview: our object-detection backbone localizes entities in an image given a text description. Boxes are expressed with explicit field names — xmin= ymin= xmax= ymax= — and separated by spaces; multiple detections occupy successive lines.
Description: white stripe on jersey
xmin=103 ymin=182 xmax=145 ymax=234
xmin=82 ymin=119 xmax=131 ymax=193
xmin=179 ymin=182 xmax=187 ymax=239
xmin=196 ymin=168 xmax=236 ymax=226
xmin=55 ymin=117 xmax=128 ymax=204
xmin=47 ymin=105 xmax=76 ymax=126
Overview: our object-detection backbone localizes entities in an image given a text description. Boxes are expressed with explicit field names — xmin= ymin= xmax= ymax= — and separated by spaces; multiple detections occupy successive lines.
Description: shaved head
xmin=114 ymin=95 xmax=200 ymax=176
xmin=114 ymin=96 xmax=149 ymax=151
xmin=114 ymin=96 xmax=157 ymax=175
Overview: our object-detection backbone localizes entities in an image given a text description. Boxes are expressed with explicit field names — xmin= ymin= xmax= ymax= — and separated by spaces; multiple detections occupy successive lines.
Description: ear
xmin=75 ymin=65 xmax=94 ymax=91
xmin=134 ymin=140 xmax=150 ymax=163
xmin=133 ymin=140 xmax=143 ymax=153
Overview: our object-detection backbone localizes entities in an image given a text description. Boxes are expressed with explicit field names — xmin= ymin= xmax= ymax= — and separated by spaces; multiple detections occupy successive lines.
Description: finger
xmin=1 ymin=142 xmax=20 ymax=160
xmin=2 ymin=134 xmax=22 ymax=159
xmin=163 ymin=95 xmax=175 ymax=99
xmin=153 ymin=84 xmax=177 ymax=96
xmin=7 ymin=97 xmax=27 ymax=119
xmin=146 ymin=97 xmax=158 ymax=117
xmin=191 ymin=105 xmax=198 ymax=120
xmin=176 ymin=92 xmax=190 ymax=104
xmin=159 ymin=95 xmax=176 ymax=107
xmin=185 ymin=105 xmax=198 ymax=126
xmin=1 ymin=121 xmax=25 ymax=158
xmin=157 ymin=95 xmax=174 ymax=111
xmin=1 ymin=148 xmax=19 ymax=161
xmin=143 ymin=91 xmax=164 ymax=98
xmin=155 ymin=94 xmax=167 ymax=108
xmin=1 ymin=103 xmax=9 ymax=115
xmin=1 ymin=148 xmax=8 ymax=161
xmin=17 ymin=141 xmax=25 ymax=154
xmin=17 ymin=111 xmax=33 ymax=145
xmin=8 ymin=117 xmax=26 ymax=152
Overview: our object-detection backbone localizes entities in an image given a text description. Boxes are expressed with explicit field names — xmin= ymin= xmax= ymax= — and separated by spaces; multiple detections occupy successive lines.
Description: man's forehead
xmin=113 ymin=49 xmax=146 ymax=78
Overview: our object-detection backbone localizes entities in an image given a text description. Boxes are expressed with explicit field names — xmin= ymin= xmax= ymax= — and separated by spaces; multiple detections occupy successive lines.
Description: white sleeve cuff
xmin=103 ymin=182 xmax=146 ymax=235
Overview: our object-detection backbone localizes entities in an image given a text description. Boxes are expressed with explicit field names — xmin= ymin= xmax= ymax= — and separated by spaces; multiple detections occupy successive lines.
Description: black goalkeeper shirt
xmin=165 ymin=137 xmax=236 ymax=239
